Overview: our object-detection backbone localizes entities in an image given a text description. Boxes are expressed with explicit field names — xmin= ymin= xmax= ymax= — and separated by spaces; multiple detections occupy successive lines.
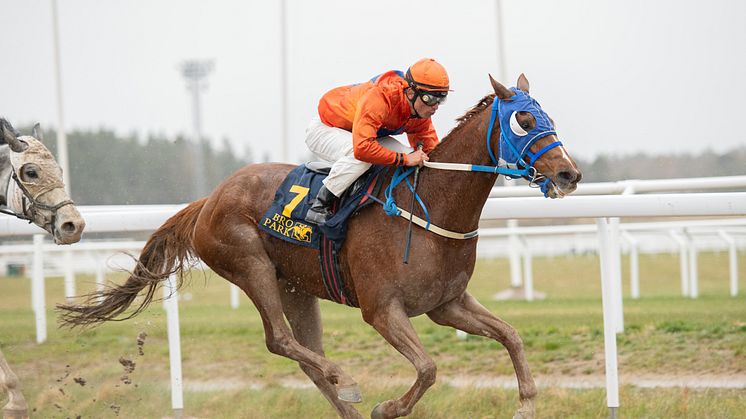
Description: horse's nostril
xmin=558 ymin=170 xmax=581 ymax=184
xmin=61 ymin=221 xmax=77 ymax=233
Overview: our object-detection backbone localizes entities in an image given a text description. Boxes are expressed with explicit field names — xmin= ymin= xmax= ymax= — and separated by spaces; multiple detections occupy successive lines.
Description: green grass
xmin=0 ymin=251 xmax=744 ymax=418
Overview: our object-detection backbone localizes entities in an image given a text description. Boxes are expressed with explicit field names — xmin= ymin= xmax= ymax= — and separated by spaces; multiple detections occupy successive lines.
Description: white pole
xmin=279 ymin=0 xmax=288 ymax=162
xmin=164 ymin=274 xmax=184 ymax=416
xmin=688 ymin=237 xmax=698 ymax=299
xmin=50 ymin=0 xmax=70 ymax=193
xmin=621 ymin=231 xmax=640 ymax=299
xmin=230 ymin=284 xmax=240 ymax=309
xmin=718 ymin=230 xmax=738 ymax=297
xmin=495 ymin=0 xmax=508 ymax=83
xmin=669 ymin=231 xmax=689 ymax=297
xmin=609 ymin=218 xmax=624 ymax=333
xmin=504 ymin=178 xmax=523 ymax=289
xmin=63 ymin=249 xmax=75 ymax=301
xmin=508 ymin=220 xmax=523 ymax=288
xmin=595 ymin=218 xmax=620 ymax=416
xmin=521 ymin=237 xmax=534 ymax=301
xmin=95 ymin=252 xmax=105 ymax=295
xmin=32 ymin=234 xmax=47 ymax=344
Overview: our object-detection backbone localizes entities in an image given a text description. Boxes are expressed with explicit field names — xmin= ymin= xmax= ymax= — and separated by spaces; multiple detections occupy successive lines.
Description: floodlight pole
xmin=51 ymin=0 xmax=70 ymax=194
xmin=180 ymin=60 xmax=214 ymax=198
xmin=279 ymin=0 xmax=289 ymax=163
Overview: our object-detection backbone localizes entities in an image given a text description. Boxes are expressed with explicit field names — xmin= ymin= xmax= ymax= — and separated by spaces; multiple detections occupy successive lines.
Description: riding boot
xmin=304 ymin=185 xmax=337 ymax=225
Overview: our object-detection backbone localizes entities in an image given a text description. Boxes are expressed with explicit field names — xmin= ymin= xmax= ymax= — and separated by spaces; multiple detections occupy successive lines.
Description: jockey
xmin=304 ymin=58 xmax=451 ymax=225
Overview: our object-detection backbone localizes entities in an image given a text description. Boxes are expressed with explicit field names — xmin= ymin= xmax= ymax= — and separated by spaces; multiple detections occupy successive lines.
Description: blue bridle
xmin=485 ymin=87 xmax=563 ymax=196
xmin=380 ymin=86 xmax=565 ymax=226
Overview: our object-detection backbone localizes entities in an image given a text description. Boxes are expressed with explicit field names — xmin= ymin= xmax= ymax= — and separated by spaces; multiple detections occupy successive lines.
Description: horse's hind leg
xmin=0 ymin=348 xmax=29 ymax=419
xmin=200 ymin=224 xmax=360 ymax=404
xmin=427 ymin=292 xmax=537 ymax=419
xmin=279 ymin=279 xmax=363 ymax=419
xmin=362 ymin=301 xmax=436 ymax=419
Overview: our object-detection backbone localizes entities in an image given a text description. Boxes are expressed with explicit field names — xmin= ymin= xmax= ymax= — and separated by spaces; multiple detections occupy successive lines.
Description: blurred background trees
xmin=19 ymin=125 xmax=746 ymax=205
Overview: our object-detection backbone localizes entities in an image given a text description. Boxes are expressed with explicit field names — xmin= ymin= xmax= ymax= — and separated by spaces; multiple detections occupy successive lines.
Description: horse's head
xmin=1 ymin=121 xmax=85 ymax=244
xmin=488 ymin=74 xmax=581 ymax=198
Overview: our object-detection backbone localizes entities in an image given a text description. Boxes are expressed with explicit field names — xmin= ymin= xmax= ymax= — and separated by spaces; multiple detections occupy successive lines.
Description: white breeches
xmin=305 ymin=117 xmax=412 ymax=197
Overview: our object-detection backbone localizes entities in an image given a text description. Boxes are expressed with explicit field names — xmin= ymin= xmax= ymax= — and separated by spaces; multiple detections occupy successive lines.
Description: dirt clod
xmin=136 ymin=331 xmax=147 ymax=356
xmin=119 ymin=357 xmax=136 ymax=373
xmin=73 ymin=377 xmax=86 ymax=386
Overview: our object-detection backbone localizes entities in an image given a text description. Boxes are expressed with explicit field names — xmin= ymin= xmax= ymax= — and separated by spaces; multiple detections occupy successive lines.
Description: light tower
xmin=180 ymin=59 xmax=214 ymax=198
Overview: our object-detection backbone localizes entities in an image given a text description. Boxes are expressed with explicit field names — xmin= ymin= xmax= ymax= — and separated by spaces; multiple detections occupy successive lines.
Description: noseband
xmin=0 ymin=168 xmax=75 ymax=237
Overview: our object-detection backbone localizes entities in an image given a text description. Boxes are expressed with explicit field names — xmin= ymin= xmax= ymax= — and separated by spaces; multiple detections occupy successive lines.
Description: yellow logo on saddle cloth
xmin=262 ymin=213 xmax=313 ymax=243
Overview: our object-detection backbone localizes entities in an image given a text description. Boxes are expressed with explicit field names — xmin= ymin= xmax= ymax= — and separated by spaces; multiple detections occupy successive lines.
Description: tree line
xmin=29 ymin=127 xmax=252 ymax=205
xmin=17 ymin=126 xmax=746 ymax=204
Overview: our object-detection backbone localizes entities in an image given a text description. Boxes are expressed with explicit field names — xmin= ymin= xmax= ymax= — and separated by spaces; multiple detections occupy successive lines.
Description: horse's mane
xmin=445 ymin=93 xmax=496 ymax=139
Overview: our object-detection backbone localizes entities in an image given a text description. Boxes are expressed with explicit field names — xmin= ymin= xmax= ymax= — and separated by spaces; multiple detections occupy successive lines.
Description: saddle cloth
xmin=258 ymin=163 xmax=386 ymax=251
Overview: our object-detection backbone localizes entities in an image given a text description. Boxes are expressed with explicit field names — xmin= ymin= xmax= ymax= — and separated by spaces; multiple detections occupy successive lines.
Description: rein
xmin=0 ymin=169 xmax=75 ymax=235
xmin=375 ymin=92 xmax=564 ymax=240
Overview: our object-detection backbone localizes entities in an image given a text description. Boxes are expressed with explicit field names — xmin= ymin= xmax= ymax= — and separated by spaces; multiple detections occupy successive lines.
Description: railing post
xmin=520 ymin=237 xmax=534 ymax=301
xmin=718 ymin=230 xmax=738 ymax=297
xmin=669 ymin=230 xmax=689 ymax=297
xmin=32 ymin=234 xmax=47 ymax=344
xmin=621 ymin=231 xmax=640 ymax=299
xmin=609 ymin=218 xmax=624 ymax=333
xmin=595 ymin=218 xmax=620 ymax=418
xmin=63 ymin=249 xmax=75 ymax=301
xmin=164 ymin=274 xmax=184 ymax=418
xmin=230 ymin=284 xmax=240 ymax=309
xmin=687 ymin=233 xmax=698 ymax=299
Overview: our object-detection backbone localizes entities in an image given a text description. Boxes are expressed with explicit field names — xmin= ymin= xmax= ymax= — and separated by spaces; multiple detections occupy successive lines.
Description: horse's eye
xmin=520 ymin=122 xmax=531 ymax=130
xmin=509 ymin=112 xmax=529 ymax=136
xmin=26 ymin=169 xmax=38 ymax=179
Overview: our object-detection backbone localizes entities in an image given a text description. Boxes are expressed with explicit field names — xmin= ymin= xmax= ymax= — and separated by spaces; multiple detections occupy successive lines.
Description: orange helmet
xmin=405 ymin=58 xmax=451 ymax=92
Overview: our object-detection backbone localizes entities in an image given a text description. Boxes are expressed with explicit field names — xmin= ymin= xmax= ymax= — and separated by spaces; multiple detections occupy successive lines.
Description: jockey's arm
xmin=351 ymin=91 xmax=407 ymax=166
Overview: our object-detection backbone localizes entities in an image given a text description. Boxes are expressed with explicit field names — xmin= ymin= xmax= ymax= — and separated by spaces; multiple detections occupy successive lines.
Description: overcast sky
xmin=1 ymin=0 xmax=744 ymax=164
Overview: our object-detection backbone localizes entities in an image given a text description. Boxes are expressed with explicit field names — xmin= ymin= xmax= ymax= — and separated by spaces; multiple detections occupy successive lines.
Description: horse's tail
xmin=57 ymin=198 xmax=207 ymax=328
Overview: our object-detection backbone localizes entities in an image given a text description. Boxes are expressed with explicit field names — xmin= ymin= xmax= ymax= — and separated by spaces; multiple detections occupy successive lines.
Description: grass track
xmin=0 ymin=251 xmax=744 ymax=418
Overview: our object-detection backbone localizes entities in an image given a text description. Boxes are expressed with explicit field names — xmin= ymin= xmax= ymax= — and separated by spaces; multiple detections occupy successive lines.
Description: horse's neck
xmin=417 ymin=106 xmax=498 ymax=232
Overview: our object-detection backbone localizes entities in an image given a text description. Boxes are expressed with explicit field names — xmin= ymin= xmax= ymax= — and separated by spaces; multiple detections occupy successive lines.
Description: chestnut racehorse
xmin=58 ymin=75 xmax=581 ymax=419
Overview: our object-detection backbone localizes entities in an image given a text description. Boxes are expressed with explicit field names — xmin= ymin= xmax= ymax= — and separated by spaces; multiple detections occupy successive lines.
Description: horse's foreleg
xmin=362 ymin=302 xmax=436 ymax=419
xmin=279 ymin=279 xmax=363 ymax=419
xmin=427 ymin=292 xmax=536 ymax=419
xmin=0 ymin=348 xmax=29 ymax=419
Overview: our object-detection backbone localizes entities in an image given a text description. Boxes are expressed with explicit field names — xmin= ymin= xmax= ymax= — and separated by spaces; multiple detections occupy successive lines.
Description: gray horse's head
xmin=1 ymin=120 xmax=85 ymax=244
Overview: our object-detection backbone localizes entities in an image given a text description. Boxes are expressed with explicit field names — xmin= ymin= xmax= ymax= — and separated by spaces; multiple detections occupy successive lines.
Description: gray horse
xmin=0 ymin=118 xmax=85 ymax=419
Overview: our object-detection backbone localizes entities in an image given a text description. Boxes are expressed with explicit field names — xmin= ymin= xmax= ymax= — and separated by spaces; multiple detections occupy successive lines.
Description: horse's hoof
xmin=3 ymin=408 xmax=30 ymax=419
xmin=371 ymin=402 xmax=385 ymax=419
xmin=337 ymin=383 xmax=363 ymax=403
xmin=513 ymin=399 xmax=535 ymax=419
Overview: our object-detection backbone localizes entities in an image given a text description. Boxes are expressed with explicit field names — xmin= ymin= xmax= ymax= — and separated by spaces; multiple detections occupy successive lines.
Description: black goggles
xmin=418 ymin=90 xmax=447 ymax=106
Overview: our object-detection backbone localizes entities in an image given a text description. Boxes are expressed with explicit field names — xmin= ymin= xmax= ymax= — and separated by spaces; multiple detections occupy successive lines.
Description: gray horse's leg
xmin=0 ymin=348 xmax=29 ymax=419
xmin=279 ymin=279 xmax=363 ymax=419
xmin=427 ymin=292 xmax=536 ymax=419
xmin=362 ymin=301 xmax=437 ymax=419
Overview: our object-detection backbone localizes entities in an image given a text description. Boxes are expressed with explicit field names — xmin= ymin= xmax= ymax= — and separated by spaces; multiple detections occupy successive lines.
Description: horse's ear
xmin=1 ymin=119 xmax=29 ymax=152
xmin=489 ymin=74 xmax=513 ymax=100
xmin=32 ymin=123 xmax=44 ymax=142
xmin=517 ymin=73 xmax=530 ymax=94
